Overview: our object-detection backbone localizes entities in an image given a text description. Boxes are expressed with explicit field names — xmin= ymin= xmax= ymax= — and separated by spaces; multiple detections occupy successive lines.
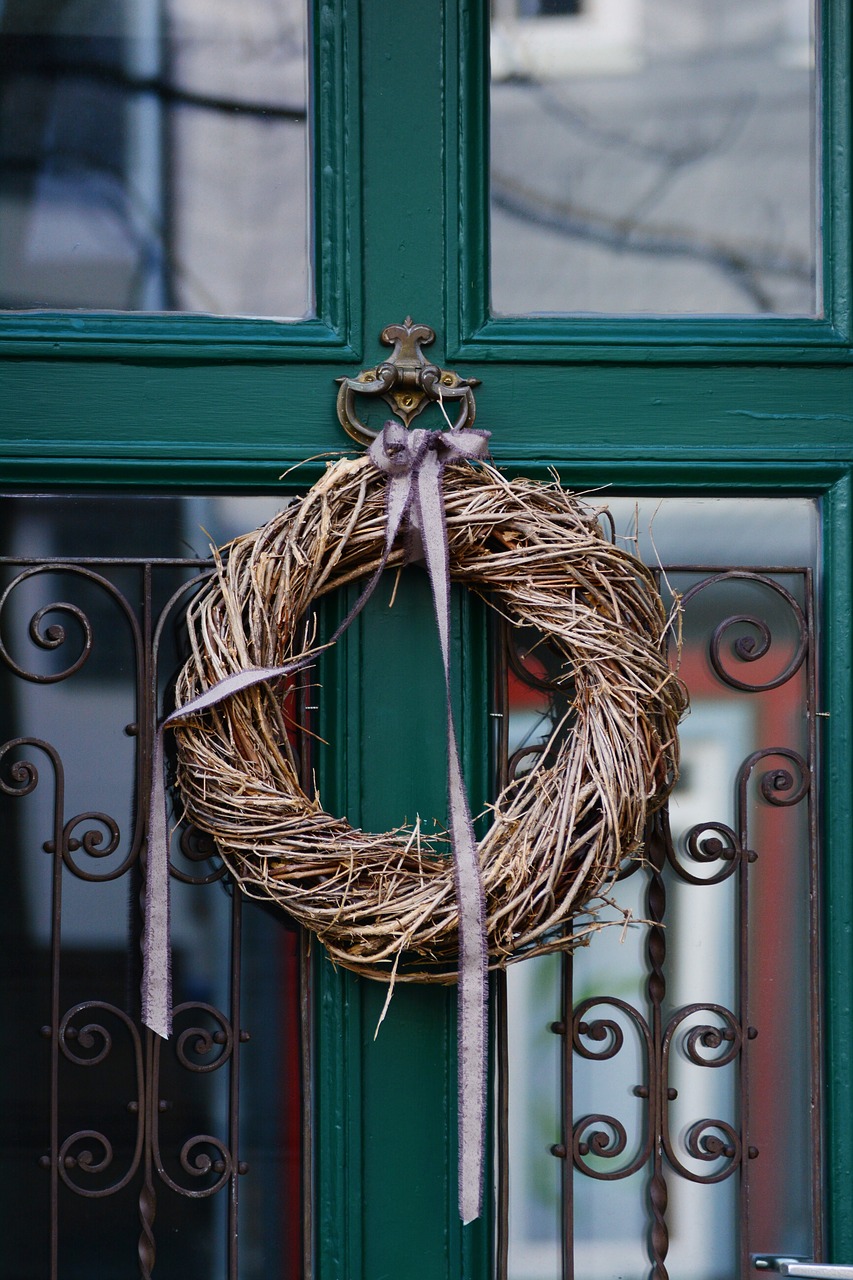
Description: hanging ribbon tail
xmin=143 ymin=661 xmax=316 ymax=1040
xmin=448 ymin=729 xmax=487 ymax=1225
xmin=143 ymin=725 xmax=172 ymax=1040
xmin=142 ymin=458 xmax=418 ymax=1042
xmin=413 ymin=438 xmax=490 ymax=1224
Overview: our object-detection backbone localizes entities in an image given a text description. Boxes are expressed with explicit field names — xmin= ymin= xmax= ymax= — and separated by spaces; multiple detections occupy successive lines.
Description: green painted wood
xmin=312 ymin=572 xmax=492 ymax=1279
xmin=1 ymin=360 xmax=852 ymax=473
xmin=0 ymin=318 xmax=357 ymax=362
xmin=823 ymin=0 xmax=853 ymax=337
xmin=314 ymin=960 xmax=365 ymax=1280
xmin=455 ymin=589 xmax=494 ymax=1280
xmin=0 ymin=0 xmax=850 ymax=1274
xmin=822 ymin=474 xmax=853 ymax=1262
xmin=358 ymin=1 xmax=447 ymax=358
xmin=0 ymin=453 xmax=850 ymax=494
xmin=451 ymin=320 xmax=853 ymax=364
xmin=314 ymin=0 xmax=361 ymax=347
xmin=314 ymin=589 xmax=365 ymax=1280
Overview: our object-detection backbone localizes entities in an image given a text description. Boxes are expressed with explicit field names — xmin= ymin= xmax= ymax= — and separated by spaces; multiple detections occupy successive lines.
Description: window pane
xmin=0 ymin=493 xmax=305 ymax=1278
xmin=0 ymin=0 xmax=311 ymax=317
xmin=501 ymin=498 xmax=821 ymax=1278
xmin=491 ymin=0 xmax=818 ymax=316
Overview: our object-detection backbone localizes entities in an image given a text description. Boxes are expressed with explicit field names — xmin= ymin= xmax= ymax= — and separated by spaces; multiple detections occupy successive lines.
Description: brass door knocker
xmin=336 ymin=317 xmax=479 ymax=444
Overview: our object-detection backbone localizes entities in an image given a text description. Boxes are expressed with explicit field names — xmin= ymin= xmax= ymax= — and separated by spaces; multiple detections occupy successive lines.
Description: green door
xmin=0 ymin=2 xmax=851 ymax=1278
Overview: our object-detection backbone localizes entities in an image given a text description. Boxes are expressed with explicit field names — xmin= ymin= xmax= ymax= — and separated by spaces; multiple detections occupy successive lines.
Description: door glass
xmin=0 ymin=493 xmax=306 ymax=1279
xmin=0 ymin=0 xmax=311 ymax=317
xmin=490 ymin=0 xmax=818 ymax=316
xmin=500 ymin=497 xmax=820 ymax=1279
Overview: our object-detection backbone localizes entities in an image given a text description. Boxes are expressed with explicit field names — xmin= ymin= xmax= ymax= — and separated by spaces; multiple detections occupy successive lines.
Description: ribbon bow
xmin=143 ymin=419 xmax=490 ymax=1223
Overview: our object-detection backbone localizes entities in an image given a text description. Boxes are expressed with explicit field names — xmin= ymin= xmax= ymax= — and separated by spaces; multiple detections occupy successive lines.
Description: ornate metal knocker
xmin=336 ymin=317 xmax=480 ymax=444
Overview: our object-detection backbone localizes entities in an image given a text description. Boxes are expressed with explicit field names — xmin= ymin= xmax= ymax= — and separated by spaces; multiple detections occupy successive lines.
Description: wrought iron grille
xmin=497 ymin=562 xmax=820 ymax=1280
xmin=0 ymin=495 xmax=307 ymax=1280
xmin=0 ymin=494 xmax=821 ymax=1280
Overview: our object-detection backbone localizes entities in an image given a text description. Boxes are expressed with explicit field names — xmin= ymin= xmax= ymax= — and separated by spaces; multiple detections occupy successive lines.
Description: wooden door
xmin=0 ymin=2 xmax=851 ymax=1278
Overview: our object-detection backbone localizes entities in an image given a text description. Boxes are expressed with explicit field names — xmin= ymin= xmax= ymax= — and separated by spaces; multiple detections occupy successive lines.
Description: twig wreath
xmin=143 ymin=322 xmax=685 ymax=1223
xmin=172 ymin=454 xmax=685 ymax=977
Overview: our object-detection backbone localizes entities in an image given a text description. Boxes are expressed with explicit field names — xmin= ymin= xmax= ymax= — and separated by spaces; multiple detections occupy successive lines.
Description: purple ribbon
xmin=143 ymin=420 xmax=490 ymax=1222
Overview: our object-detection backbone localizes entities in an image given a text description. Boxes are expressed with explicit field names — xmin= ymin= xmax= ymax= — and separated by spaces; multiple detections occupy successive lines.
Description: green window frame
xmin=447 ymin=0 xmax=852 ymax=364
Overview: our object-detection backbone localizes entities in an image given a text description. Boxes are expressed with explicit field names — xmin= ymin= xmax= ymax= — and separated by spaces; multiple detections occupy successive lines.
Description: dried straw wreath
xmin=172 ymin=454 xmax=686 ymax=982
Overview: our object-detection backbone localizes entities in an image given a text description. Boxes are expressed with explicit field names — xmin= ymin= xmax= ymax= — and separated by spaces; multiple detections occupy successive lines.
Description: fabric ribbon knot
xmin=143 ymin=419 xmax=491 ymax=1223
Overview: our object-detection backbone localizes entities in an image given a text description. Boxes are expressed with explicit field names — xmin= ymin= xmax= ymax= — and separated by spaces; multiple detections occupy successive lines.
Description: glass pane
xmin=491 ymin=0 xmax=818 ymax=316
xmin=502 ymin=497 xmax=820 ymax=1278
xmin=0 ymin=1 xmax=311 ymax=317
xmin=0 ymin=493 xmax=305 ymax=1278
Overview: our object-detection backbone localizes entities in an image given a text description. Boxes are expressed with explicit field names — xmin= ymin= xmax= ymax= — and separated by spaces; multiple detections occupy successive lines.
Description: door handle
xmin=754 ymin=1258 xmax=853 ymax=1278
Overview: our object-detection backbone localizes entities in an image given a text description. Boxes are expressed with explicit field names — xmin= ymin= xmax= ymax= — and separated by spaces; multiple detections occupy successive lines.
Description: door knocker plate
xmin=336 ymin=317 xmax=480 ymax=444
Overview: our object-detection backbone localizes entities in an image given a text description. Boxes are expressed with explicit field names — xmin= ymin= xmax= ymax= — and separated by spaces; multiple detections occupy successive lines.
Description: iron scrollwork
xmin=507 ymin=565 xmax=817 ymax=1280
xmin=570 ymin=997 xmax=654 ymax=1180
xmin=0 ymin=554 xmax=253 ymax=1276
xmin=55 ymin=1003 xmax=145 ymax=1198
xmin=680 ymin=570 xmax=808 ymax=693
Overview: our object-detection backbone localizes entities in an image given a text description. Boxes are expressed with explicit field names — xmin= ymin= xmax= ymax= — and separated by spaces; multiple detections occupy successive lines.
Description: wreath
xmin=170 ymin=446 xmax=685 ymax=980
xmin=139 ymin=420 xmax=686 ymax=1222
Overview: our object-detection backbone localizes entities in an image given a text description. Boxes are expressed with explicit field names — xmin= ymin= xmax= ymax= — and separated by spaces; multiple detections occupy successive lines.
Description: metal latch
xmin=754 ymin=1258 xmax=853 ymax=1278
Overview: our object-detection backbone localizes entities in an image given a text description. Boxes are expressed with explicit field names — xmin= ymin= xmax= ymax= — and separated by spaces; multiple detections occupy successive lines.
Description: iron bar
xmin=298 ymin=639 xmax=314 ymax=1280
xmin=49 ymin=743 xmax=63 ymax=1280
xmin=560 ymin=951 xmax=573 ymax=1280
xmin=495 ymin=970 xmax=510 ymax=1280
xmin=647 ymin=810 xmax=670 ymax=1280
xmin=228 ymin=893 xmax=243 ymax=1278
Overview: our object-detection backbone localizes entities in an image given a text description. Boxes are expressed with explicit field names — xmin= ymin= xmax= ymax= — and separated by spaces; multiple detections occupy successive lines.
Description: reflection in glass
xmin=491 ymin=0 xmax=818 ymax=316
xmin=0 ymin=0 xmax=310 ymax=317
xmin=503 ymin=498 xmax=819 ymax=1279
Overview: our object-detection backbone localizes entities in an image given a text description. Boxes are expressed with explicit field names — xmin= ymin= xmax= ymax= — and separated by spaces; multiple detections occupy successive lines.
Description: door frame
xmin=0 ymin=1 xmax=851 ymax=1277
